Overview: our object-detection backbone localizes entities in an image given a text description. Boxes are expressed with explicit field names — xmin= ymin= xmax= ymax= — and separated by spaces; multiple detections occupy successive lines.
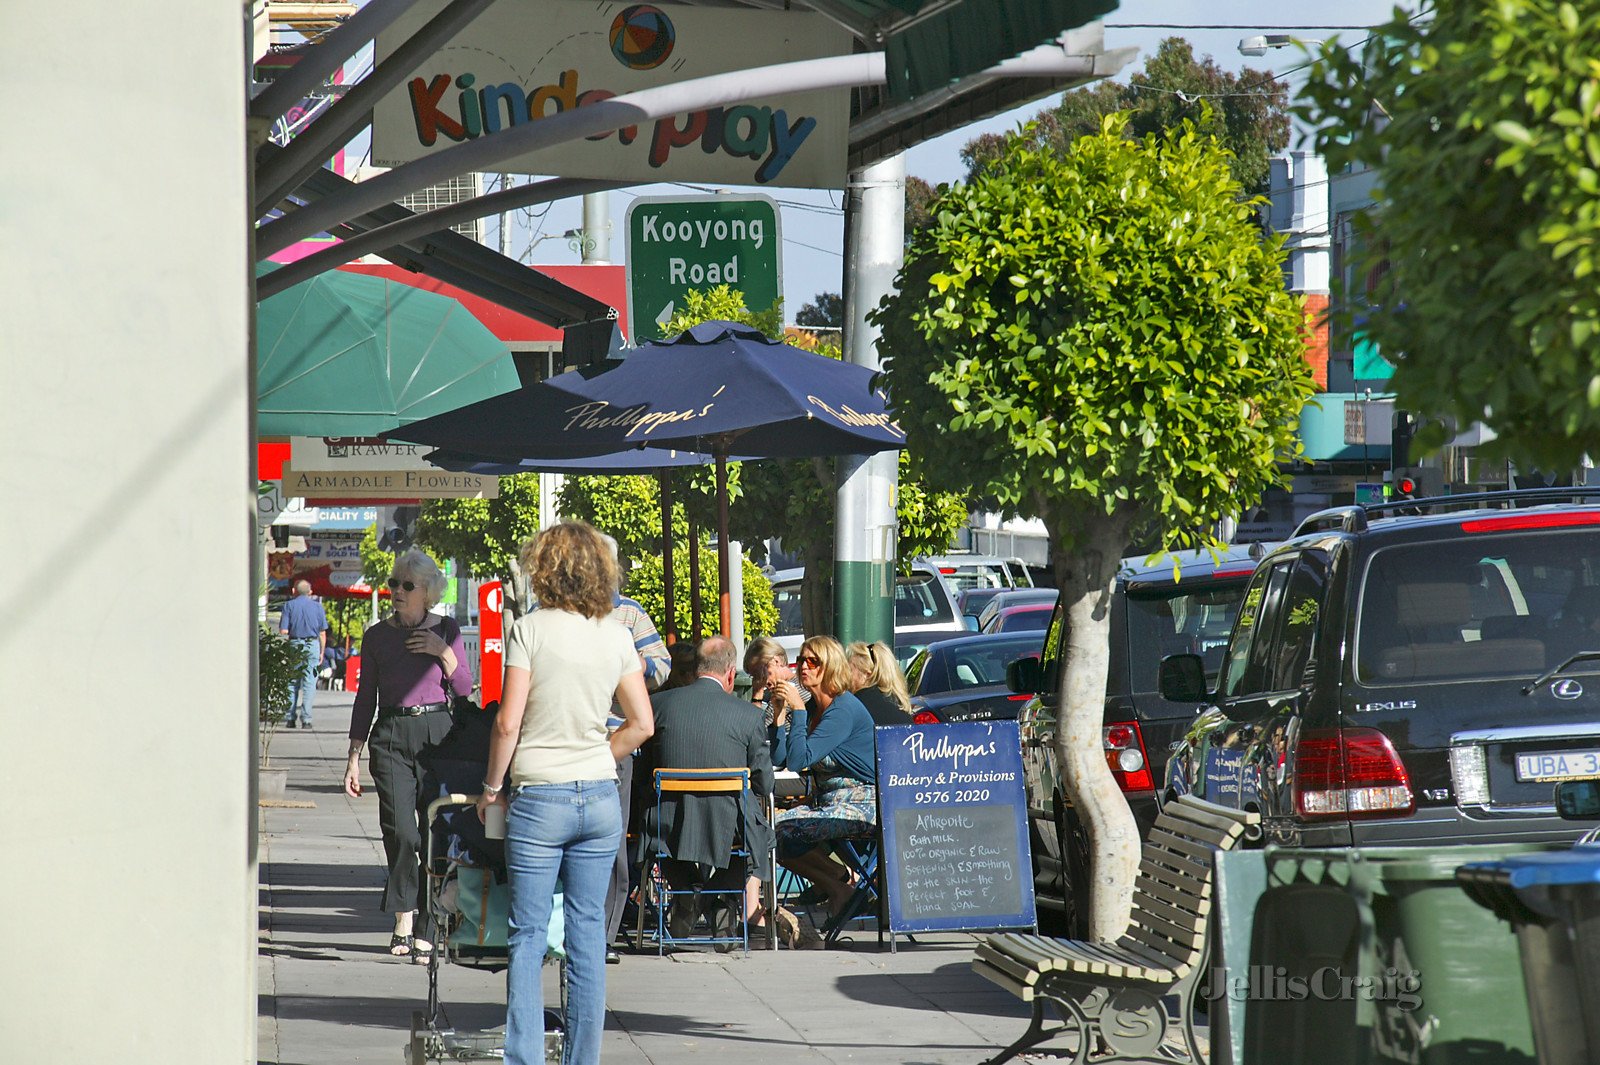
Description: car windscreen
xmin=996 ymin=608 xmax=1052 ymax=632
xmin=1357 ymin=527 xmax=1600 ymax=685
xmin=924 ymin=638 xmax=1040 ymax=693
xmin=1126 ymin=579 xmax=1250 ymax=692
xmin=772 ymin=582 xmax=804 ymax=638
xmin=895 ymin=574 xmax=956 ymax=626
xmin=941 ymin=563 xmax=1012 ymax=591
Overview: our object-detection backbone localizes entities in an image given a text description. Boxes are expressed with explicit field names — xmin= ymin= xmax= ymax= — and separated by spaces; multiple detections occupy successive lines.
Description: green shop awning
xmin=256 ymin=264 xmax=519 ymax=438
xmin=866 ymin=0 xmax=1119 ymax=101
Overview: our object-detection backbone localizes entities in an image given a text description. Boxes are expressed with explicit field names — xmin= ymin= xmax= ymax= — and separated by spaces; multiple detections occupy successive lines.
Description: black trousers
xmin=603 ymin=751 xmax=634 ymax=945
xmin=368 ymin=710 xmax=454 ymax=931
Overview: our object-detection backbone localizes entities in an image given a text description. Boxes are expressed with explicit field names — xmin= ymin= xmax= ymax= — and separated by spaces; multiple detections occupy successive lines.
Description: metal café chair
xmin=640 ymin=767 xmax=756 ymax=955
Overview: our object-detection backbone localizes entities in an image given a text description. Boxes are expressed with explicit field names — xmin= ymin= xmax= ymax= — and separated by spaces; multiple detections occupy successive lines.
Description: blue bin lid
xmin=1459 ymin=845 xmax=1600 ymax=888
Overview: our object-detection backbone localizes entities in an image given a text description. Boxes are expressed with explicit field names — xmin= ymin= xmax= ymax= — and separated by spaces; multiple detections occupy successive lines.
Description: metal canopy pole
xmin=256 ymin=168 xmax=620 ymax=302
xmin=249 ymin=0 xmax=427 ymax=126
xmin=254 ymin=0 xmax=500 ymax=217
xmin=257 ymin=53 xmax=886 ymax=255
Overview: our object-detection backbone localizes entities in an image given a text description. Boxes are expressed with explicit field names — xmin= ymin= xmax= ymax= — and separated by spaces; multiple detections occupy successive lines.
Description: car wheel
xmin=1057 ymin=808 xmax=1092 ymax=941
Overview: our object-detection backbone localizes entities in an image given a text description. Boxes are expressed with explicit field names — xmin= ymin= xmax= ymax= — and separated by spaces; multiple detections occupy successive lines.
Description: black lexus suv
xmin=1160 ymin=488 xmax=1600 ymax=850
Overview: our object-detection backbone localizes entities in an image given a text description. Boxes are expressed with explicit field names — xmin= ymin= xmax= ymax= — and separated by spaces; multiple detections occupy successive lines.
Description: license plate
xmin=1515 ymin=748 xmax=1600 ymax=782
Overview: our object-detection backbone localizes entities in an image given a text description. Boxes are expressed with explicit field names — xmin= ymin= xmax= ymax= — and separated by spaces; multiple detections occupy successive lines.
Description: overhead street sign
xmin=626 ymin=195 xmax=781 ymax=344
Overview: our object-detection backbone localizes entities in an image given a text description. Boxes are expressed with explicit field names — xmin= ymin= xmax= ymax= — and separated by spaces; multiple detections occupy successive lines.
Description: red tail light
xmin=1294 ymin=728 xmax=1414 ymax=819
xmin=912 ymin=709 xmax=940 ymax=725
xmin=1103 ymin=721 xmax=1154 ymax=792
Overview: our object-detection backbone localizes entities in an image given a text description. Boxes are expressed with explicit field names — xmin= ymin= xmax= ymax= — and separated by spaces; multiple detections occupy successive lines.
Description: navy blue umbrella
xmin=542 ymin=319 xmax=905 ymax=458
xmin=539 ymin=320 xmax=906 ymax=635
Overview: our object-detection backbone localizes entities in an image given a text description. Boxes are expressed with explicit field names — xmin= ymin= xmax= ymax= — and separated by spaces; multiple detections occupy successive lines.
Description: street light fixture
xmin=1239 ymin=34 xmax=1322 ymax=57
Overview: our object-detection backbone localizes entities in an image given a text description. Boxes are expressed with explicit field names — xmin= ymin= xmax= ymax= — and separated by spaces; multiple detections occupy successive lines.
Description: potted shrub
xmin=258 ymin=624 xmax=307 ymax=800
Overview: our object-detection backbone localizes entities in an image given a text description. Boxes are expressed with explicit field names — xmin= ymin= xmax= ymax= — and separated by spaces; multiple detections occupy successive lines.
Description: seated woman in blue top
xmin=771 ymin=634 xmax=878 ymax=918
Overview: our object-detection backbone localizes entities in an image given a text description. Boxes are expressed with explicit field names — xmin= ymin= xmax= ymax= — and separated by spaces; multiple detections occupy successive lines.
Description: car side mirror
xmin=964 ymin=614 xmax=980 ymax=631
xmin=1555 ymin=779 xmax=1600 ymax=820
xmin=1007 ymin=656 xmax=1042 ymax=695
xmin=1158 ymin=654 xmax=1209 ymax=703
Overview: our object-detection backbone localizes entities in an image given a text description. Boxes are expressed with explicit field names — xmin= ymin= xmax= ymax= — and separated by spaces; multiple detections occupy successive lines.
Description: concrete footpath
xmin=257 ymin=691 xmax=1041 ymax=1065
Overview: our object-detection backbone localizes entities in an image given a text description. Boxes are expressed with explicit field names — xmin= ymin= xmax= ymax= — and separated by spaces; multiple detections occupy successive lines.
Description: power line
xmin=1106 ymin=24 xmax=1374 ymax=30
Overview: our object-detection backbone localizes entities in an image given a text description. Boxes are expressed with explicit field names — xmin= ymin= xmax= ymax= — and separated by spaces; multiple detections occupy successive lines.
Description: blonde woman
xmin=846 ymin=641 xmax=912 ymax=725
xmin=770 ymin=635 xmax=877 ymax=918
xmin=475 ymin=522 xmax=654 ymax=1065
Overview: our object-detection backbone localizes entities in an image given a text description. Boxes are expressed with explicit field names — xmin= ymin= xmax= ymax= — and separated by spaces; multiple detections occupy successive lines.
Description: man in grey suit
xmin=643 ymin=636 xmax=774 ymax=945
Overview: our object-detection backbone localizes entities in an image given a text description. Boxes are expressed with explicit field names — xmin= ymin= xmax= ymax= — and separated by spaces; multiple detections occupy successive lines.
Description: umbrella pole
xmin=689 ymin=513 xmax=702 ymax=638
xmin=659 ymin=469 xmax=676 ymax=645
xmin=716 ymin=447 xmax=731 ymax=638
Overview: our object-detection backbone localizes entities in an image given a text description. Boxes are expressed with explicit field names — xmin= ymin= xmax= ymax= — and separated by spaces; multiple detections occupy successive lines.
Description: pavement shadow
xmin=833 ymin=961 xmax=1033 ymax=1018
xmin=262 ymin=862 xmax=385 ymax=888
xmin=606 ymin=1010 xmax=1000 ymax=1054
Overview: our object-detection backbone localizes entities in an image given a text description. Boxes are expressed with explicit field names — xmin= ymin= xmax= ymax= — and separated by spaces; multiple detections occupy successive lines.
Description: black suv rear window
xmin=1127 ymin=581 xmax=1249 ymax=692
xmin=1357 ymin=527 xmax=1600 ymax=685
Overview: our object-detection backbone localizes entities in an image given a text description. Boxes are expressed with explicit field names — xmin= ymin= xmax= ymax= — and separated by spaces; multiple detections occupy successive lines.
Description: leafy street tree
xmin=905 ymin=175 xmax=939 ymax=240
xmin=873 ymin=116 xmax=1315 ymax=938
xmin=555 ymin=470 xmax=779 ymax=640
xmin=414 ymin=474 xmax=542 ymax=612
xmin=1299 ymin=0 xmax=1600 ymax=470
xmin=795 ymin=292 xmax=843 ymax=328
xmin=961 ymin=38 xmax=1289 ymax=195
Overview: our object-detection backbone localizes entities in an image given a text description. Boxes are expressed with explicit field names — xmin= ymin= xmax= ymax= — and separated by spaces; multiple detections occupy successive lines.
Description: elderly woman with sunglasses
xmin=343 ymin=547 xmax=474 ymax=960
xmin=770 ymin=635 xmax=879 ymax=918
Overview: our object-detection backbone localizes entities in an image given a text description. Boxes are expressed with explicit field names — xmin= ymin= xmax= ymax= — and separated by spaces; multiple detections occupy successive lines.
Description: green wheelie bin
xmin=1241 ymin=845 xmax=1551 ymax=1065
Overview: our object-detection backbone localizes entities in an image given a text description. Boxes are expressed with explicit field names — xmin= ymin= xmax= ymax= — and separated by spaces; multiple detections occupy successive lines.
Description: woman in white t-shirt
xmin=476 ymin=522 xmax=654 ymax=1065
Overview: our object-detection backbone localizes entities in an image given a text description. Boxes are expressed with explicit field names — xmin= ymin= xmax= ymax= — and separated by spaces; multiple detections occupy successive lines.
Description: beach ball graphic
xmin=610 ymin=5 xmax=675 ymax=70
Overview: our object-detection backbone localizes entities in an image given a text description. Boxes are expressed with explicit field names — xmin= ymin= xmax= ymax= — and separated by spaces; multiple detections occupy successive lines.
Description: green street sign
xmin=625 ymin=194 xmax=782 ymax=344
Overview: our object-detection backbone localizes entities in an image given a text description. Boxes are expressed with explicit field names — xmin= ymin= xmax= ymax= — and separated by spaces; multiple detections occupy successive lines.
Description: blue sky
xmin=331 ymin=0 xmax=1406 ymax=323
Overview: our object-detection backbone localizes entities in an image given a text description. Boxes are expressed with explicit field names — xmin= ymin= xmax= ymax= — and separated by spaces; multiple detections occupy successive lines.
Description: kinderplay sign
xmin=626 ymin=195 xmax=781 ymax=343
xmin=371 ymin=0 xmax=850 ymax=188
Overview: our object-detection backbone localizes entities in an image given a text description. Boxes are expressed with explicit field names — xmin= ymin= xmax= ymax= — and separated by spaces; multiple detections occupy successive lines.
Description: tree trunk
xmin=506 ymin=557 xmax=529 ymax=623
xmin=1046 ymin=509 xmax=1139 ymax=942
xmin=800 ymin=539 xmax=834 ymax=639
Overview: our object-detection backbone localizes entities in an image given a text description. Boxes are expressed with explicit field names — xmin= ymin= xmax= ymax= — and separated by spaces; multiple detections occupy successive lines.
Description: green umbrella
xmin=256 ymin=264 xmax=519 ymax=438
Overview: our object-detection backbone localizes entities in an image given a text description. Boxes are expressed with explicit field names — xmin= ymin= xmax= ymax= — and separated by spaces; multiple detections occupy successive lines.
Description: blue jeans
xmin=288 ymin=638 xmax=318 ymax=725
xmin=505 ymin=780 xmax=621 ymax=1065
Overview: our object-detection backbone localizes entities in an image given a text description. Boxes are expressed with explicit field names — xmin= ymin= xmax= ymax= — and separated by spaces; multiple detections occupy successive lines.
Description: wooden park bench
xmin=973 ymin=794 xmax=1260 ymax=1065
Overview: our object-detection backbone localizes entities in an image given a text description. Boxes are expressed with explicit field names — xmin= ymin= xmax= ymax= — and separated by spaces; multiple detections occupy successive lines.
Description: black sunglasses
xmin=797 ymin=654 xmax=822 ymax=668
xmin=388 ymin=578 xmax=417 ymax=592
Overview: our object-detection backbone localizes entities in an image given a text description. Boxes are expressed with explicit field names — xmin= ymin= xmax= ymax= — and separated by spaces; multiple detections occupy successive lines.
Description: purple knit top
xmin=349 ymin=615 xmax=474 ymax=742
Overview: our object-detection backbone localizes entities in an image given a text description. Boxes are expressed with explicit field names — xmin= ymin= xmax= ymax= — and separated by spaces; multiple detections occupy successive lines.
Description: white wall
xmin=0 ymin=4 xmax=255 ymax=1062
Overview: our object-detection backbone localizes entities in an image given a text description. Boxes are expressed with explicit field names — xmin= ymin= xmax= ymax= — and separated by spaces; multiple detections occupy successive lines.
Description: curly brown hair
xmin=520 ymin=521 xmax=618 ymax=620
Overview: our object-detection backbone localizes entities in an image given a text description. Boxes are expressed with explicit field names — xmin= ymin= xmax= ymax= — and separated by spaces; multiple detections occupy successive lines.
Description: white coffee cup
xmin=483 ymin=802 xmax=507 ymax=840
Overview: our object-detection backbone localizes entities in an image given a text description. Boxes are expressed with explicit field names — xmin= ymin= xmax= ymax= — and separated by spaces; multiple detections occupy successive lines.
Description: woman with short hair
xmin=343 ymin=547 xmax=473 ymax=960
xmin=770 ymin=635 xmax=878 ymax=918
xmin=476 ymin=521 xmax=654 ymax=1065
xmin=744 ymin=635 xmax=806 ymax=726
xmin=846 ymin=640 xmax=913 ymax=724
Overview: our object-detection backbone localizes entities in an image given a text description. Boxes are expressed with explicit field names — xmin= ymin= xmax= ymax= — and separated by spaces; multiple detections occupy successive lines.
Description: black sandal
xmin=410 ymin=937 xmax=434 ymax=965
xmin=389 ymin=933 xmax=413 ymax=957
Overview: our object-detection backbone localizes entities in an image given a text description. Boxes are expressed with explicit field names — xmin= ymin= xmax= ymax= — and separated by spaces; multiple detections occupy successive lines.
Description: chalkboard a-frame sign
xmin=875 ymin=720 xmax=1037 ymax=936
